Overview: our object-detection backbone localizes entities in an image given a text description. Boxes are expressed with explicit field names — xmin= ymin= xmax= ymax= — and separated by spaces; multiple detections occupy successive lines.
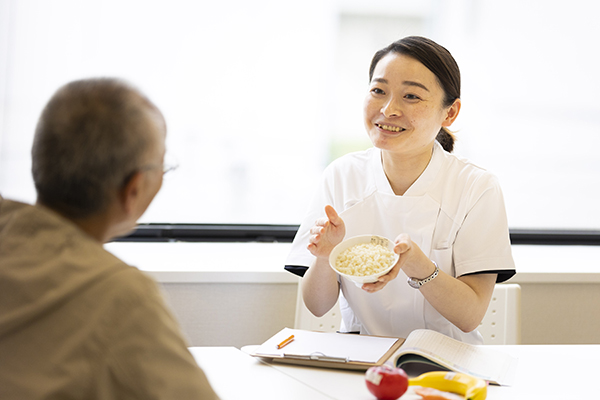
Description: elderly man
xmin=0 ymin=79 xmax=219 ymax=399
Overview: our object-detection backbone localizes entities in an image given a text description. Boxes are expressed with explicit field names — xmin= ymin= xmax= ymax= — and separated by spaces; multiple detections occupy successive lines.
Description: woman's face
xmin=363 ymin=52 xmax=459 ymax=157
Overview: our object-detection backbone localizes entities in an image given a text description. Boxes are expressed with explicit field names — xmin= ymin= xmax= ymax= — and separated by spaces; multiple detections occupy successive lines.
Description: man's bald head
xmin=32 ymin=78 xmax=166 ymax=219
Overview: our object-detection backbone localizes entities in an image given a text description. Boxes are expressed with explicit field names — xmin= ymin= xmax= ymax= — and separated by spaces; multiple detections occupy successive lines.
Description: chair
xmin=478 ymin=284 xmax=522 ymax=345
xmin=294 ymin=279 xmax=341 ymax=332
xmin=294 ymin=281 xmax=522 ymax=344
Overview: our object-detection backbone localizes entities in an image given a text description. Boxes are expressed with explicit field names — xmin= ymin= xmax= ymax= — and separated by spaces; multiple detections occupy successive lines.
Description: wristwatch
xmin=407 ymin=261 xmax=439 ymax=289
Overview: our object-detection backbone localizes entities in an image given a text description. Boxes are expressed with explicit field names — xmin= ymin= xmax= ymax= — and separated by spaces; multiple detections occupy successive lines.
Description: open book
xmin=391 ymin=329 xmax=518 ymax=386
xmin=251 ymin=328 xmax=517 ymax=386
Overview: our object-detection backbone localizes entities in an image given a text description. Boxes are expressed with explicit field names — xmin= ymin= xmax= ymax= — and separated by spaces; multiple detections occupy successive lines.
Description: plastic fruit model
xmin=365 ymin=365 xmax=409 ymax=400
xmin=409 ymin=371 xmax=487 ymax=400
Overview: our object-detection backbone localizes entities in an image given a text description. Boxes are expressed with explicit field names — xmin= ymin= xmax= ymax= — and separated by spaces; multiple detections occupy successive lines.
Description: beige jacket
xmin=0 ymin=197 xmax=219 ymax=399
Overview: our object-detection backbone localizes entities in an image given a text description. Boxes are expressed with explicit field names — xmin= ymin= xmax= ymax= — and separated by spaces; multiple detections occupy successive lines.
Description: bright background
xmin=1 ymin=0 xmax=599 ymax=229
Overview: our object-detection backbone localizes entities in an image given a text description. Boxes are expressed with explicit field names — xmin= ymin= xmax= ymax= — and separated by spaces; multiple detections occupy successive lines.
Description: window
xmin=1 ymin=0 xmax=599 ymax=230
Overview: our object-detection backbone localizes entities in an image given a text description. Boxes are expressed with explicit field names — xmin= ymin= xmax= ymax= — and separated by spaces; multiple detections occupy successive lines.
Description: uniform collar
xmin=372 ymin=141 xmax=445 ymax=197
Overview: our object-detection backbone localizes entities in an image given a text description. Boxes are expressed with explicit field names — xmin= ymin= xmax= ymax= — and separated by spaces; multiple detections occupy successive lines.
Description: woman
xmin=285 ymin=36 xmax=515 ymax=345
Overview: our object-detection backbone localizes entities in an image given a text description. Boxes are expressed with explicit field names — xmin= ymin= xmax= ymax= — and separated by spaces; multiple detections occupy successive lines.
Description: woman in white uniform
xmin=285 ymin=36 xmax=515 ymax=345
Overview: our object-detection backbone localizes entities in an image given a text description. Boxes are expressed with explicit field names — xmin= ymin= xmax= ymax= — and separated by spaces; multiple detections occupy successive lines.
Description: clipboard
xmin=250 ymin=328 xmax=404 ymax=371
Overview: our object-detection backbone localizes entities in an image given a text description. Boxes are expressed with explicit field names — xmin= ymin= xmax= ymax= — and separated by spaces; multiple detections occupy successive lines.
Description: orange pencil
xmin=276 ymin=334 xmax=295 ymax=349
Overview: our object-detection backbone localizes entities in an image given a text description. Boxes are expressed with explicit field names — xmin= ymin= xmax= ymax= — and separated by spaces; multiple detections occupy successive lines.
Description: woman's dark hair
xmin=369 ymin=36 xmax=460 ymax=152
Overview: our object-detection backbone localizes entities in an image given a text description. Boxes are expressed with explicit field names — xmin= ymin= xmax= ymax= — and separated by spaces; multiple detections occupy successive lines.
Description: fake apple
xmin=365 ymin=365 xmax=409 ymax=400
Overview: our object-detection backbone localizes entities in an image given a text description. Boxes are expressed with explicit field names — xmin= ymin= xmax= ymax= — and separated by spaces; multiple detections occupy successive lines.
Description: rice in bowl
xmin=334 ymin=242 xmax=396 ymax=276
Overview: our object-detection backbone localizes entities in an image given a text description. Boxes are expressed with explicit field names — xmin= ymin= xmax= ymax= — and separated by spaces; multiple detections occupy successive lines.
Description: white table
xmin=190 ymin=344 xmax=597 ymax=399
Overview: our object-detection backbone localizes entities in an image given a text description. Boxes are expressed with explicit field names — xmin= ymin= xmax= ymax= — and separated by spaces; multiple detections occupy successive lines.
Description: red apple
xmin=365 ymin=365 xmax=409 ymax=400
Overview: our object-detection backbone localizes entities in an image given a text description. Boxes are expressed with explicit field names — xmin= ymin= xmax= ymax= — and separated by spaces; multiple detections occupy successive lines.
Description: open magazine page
xmin=393 ymin=329 xmax=518 ymax=386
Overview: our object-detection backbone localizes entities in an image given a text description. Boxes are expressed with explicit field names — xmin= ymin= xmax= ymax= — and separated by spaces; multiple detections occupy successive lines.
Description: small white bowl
xmin=329 ymin=234 xmax=399 ymax=286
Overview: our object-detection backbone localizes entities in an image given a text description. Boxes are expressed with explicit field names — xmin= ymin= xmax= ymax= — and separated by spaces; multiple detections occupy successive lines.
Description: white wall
xmin=106 ymin=242 xmax=600 ymax=346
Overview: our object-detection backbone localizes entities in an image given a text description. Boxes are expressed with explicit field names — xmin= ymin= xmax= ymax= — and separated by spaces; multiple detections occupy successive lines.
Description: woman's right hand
xmin=307 ymin=205 xmax=345 ymax=260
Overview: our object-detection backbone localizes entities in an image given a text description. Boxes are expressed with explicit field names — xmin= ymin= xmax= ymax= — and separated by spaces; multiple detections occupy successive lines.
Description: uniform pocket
xmin=430 ymin=247 xmax=454 ymax=277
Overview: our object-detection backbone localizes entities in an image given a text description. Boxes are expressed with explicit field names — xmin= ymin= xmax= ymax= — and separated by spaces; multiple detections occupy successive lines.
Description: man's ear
xmin=118 ymin=171 xmax=144 ymax=215
xmin=442 ymin=98 xmax=461 ymax=127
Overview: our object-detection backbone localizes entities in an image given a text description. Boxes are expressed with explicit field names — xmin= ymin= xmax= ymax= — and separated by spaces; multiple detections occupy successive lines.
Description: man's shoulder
xmin=95 ymin=262 xmax=161 ymax=305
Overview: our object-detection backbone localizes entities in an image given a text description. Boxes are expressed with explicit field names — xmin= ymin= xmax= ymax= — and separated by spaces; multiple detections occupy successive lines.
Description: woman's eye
xmin=371 ymin=88 xmax=385 ymax=95
xmin=405 ymin=94 xmax=421 ymax=101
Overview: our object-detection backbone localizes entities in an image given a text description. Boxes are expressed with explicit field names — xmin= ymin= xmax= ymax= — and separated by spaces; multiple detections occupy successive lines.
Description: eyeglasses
xmin=160 ymin=163 xmax=179 ymax=176
xmin=122 ymin=161 xmax=179 ymax=187
xmin=139 ymin=162 xmax=179 ymax=176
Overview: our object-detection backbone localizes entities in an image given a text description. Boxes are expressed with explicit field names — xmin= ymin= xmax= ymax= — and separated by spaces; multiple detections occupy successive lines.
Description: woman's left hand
xmin=361 ymin=233 xmax=431 ymax=293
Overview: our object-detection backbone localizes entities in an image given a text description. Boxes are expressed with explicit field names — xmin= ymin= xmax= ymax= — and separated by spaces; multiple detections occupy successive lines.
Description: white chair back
xmin=294 ymin=281 xmax=522 ymax=345
xmin=294 ymin=280 xmax=341 ymax=332
xmin=478 ymin=283 xmax=522 ymax=345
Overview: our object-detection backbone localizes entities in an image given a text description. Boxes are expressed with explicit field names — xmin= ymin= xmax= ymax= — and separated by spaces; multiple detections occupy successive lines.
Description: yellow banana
xmin=409 ymin=371 xmax=487 ymax=400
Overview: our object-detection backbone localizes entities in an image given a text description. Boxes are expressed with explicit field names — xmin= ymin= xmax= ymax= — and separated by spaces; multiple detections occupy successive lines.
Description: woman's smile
xmin=375 ymin=123 xmax=405 ymax=133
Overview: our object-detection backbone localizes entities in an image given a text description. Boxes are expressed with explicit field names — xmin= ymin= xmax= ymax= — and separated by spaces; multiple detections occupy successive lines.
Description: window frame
xmin=114 ymin=224 xmax=600 ymax=246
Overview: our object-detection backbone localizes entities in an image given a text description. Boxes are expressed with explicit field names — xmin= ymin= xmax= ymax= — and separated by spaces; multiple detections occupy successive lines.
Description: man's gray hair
xmin=32 ymin=78 xmax=163 ymax=219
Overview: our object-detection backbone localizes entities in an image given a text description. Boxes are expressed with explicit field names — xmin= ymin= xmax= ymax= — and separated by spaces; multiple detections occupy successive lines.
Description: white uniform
xmin=285 ymin=142 xmax=515 ymax=344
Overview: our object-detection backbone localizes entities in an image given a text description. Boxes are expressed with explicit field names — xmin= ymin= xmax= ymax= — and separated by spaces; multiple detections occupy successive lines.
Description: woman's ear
xmin=442 ymin=98 xmax=461 ymax=127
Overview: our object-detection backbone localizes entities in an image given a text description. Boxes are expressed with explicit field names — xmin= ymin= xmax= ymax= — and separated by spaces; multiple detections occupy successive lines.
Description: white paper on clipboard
xmin=253 ymin=327 xmax=399 ymax=364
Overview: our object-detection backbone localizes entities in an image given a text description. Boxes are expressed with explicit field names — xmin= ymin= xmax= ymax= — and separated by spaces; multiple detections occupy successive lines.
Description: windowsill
xmin=509 ymin=245 xmax=600 ymax=283
xmin=104 ymin=242 xmax=600 ymax=284
xmin=104 ymin=242 xmax=299 ymax=283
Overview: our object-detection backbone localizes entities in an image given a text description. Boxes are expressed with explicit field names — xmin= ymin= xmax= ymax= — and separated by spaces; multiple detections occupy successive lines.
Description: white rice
xmin=334 ymin=243 xmax=395 ymax=276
